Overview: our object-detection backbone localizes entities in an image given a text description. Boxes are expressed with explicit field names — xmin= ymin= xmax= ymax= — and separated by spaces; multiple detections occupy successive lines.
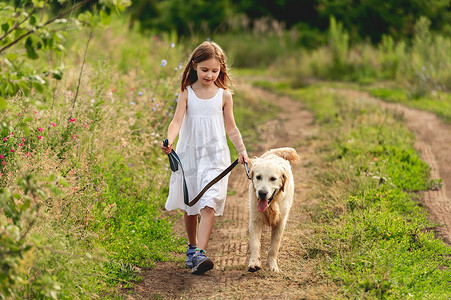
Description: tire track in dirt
xmin=384 ymin=102 xmax=451 ymax=243
xmin=336 ymin=89 xmax=451 ymax=243
xmin=209 ymin=171 xmax=250 ymax=288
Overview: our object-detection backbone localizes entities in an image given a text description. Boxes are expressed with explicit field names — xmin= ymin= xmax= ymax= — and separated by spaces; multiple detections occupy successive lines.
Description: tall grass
xmin=273 ymin=16 xmax=451 ymax=96
xmin=1 ymin=17 xmax=186 ymax=298
xmin=219 ymin=15 xmax=451 ymax=100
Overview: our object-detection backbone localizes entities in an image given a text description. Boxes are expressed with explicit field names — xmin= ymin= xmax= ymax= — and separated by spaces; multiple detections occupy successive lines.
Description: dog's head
xmin=250 ymin=155 xmax=289 ymax=213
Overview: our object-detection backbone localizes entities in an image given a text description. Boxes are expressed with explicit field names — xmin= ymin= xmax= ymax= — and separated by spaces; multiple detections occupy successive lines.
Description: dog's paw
xmin=248 ymin=256 xmax=261 ymax=272
xmin=248 ymin=265 xmax=261 ymax=272
xmin=267 ymin=261 xmax=279 ymax=272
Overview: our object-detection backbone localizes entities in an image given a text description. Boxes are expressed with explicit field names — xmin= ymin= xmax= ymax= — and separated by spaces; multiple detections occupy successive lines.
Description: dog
xmin=247 ymin=147 xmax=300 ymax=272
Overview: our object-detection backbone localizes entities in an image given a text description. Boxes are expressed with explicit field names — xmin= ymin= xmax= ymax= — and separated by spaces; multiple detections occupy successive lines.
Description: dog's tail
xmin=264 ymin=147 xmax=301 ymax=165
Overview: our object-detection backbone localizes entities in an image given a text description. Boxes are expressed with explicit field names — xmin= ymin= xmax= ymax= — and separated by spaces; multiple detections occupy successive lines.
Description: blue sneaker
xmin=185 ymin=245 xmax=196 ymax=268
xmin=191 ymin=250 xmax=214 ymax=275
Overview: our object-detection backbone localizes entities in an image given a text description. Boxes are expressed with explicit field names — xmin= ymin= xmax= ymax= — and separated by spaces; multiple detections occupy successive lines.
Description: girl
xmin=160 ymin=41 xmax=248 ymax=275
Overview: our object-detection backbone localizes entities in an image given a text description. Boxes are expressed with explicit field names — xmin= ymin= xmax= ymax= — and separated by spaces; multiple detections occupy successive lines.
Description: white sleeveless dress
xmin=165 ymin=85 xmax=231 ymax=216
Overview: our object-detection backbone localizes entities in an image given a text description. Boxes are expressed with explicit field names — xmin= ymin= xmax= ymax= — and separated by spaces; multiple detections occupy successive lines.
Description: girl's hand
xmin=238 ymin=152 xmax=249 ymax=165
xmin=160 ymin=139 xmax=173 ymax=155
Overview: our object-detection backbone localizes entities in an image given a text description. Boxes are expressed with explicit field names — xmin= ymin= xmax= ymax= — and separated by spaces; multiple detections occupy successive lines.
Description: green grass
xmin=215 ymin=32 xmax=300 ymax=69
xmin=259 ymin=78 xmax=451 ymax=124
xmin=368 ymin=87 xmax=451 ymax=123
xmin=88 ymin=155 xmax=185 ymax=283
xmin=255 ymin=80 xmax=451 ymax=298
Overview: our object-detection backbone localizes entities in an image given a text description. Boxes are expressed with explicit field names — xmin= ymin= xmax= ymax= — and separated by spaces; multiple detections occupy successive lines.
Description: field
xmin=2 ymin=11 xmax=451 ymax=299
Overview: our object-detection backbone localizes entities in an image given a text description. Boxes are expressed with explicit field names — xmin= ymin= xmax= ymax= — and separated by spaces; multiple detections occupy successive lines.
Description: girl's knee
xmin=201 ymin=206 xmax=215 ymax=215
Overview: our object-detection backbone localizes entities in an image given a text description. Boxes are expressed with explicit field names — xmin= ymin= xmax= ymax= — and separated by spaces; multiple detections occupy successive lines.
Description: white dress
xmin=165 ymin=85 xmax=231 ymax=216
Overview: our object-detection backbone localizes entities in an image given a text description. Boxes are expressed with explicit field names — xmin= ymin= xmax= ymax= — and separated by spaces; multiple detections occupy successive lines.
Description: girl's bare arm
xmin=161 ymin=89 xmax=188 ymax=153
xmin=223 ymin=90 xmax=248 ymax=163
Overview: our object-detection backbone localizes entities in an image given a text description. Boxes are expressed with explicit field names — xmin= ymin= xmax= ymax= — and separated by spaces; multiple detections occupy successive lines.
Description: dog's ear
xmin=280 ymin=173 xmax=287 ymax=192
xmin=250 ymin=170 xmax=257 ymax=192
xmin=249 ymin=158 xmax=257 ymax=180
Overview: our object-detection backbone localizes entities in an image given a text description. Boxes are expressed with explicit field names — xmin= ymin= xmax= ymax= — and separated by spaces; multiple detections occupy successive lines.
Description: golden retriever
xmin=247 ymin=147 xmax=300 ymax=272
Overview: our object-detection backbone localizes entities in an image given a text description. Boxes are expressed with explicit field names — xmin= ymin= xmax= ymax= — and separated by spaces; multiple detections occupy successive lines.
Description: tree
xmin=232 ymin=0 xmax=324 ymax=29
xmin=127 ymin=0 xmax=232 ymax=35
xmin=0 ymin=0 xmax=131 ymax=97
xmin=317 ymin=0 xmax=451 ymax=42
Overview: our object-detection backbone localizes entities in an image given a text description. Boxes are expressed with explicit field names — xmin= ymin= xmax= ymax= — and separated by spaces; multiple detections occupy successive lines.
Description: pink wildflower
xmin=26 ymin=152 xmax=31 ymax=157
xmin=72 ymin=135 xmax=78 ymax=140
xmin=51 ymin=122 xmax=56 ymax=127
xmin=34 ymin=110 xmax=38 ymax=114
xmin=3 ymin=138 xmax=7 ymax=142
xmin=10 ymin=149 xmax=14 ymax=152
xmin=9 ymin=132 xmax=14 ymax=136
xmin=18 ymin=143 xmax=23 ymax=147
xmin=0 ymin=155 xmax=3 ymax=159
xmin=38 ymin=128 xmax=43 ymax=132
xmin=2 ymin=161 xmax=5 ymax=165
xmin=38 ymin=135 xmax=42 ymax=140
xmin=70 ymin=118 xmax=76 ymax=122
xmin=22 ymin=138 xmax=25 ymax=142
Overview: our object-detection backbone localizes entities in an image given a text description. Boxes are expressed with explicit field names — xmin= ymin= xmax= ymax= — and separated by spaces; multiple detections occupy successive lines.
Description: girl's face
xmin=194 ymin=58 xmax=221 ymax=87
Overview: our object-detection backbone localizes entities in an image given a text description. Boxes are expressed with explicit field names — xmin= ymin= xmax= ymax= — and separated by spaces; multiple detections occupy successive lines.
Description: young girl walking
xmin=160 ymin=41 xmax=248 ymax=275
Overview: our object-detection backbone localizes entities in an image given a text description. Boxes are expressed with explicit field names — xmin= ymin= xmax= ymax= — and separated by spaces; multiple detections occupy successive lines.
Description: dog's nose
xmin=258 ymin=190 xmax=268 ymax=199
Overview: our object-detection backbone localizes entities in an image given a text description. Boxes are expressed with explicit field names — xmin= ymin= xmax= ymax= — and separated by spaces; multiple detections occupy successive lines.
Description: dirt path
xmin=125 ymin=85 xmax=451 ymax=299
xmin=125 ymin=83 xmax=331 ymax=299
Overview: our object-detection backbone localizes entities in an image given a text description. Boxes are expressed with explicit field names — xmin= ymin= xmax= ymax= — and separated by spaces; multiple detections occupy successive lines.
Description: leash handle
xmin=163 ymin=139 xmax=189 ymax=204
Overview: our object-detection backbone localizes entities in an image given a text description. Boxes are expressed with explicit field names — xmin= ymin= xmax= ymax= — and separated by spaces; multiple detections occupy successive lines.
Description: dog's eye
xmin=270 ymin=177 xmax=277 ymax=181
xmin=256 ymin=175 xmax=262 ymax=180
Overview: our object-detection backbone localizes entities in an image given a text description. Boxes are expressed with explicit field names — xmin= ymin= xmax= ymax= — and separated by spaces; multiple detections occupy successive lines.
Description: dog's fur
xmin=247 ymin=147 xmax=300 ymax=272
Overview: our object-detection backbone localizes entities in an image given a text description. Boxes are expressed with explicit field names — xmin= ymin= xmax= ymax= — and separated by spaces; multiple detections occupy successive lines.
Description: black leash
xmin=163 ymin=139 xmax=250 ymax=207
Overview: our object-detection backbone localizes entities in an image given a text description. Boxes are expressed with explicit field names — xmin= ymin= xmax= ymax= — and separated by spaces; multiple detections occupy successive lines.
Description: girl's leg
xmin=197 ymin=206 xmax=215 ymax=250
xmin=190 ymin=206 xmax=215 ymax=274
xmin=184 ymin=212 xmax=198 ymax=246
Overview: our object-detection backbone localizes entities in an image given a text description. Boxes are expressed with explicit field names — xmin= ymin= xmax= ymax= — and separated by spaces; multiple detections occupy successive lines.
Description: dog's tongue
xmin=258 ymin=198 xmax=269 ymax=212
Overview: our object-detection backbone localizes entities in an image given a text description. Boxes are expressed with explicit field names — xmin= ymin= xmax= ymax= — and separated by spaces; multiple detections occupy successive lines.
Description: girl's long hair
xmin=180 ymin=41 xmax=233 ymax=92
